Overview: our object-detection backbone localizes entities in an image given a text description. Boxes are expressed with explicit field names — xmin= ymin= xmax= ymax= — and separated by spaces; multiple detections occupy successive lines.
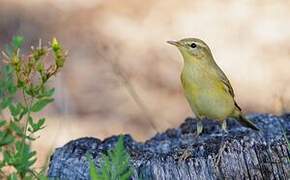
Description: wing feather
xmin=213 ymin=63 xmax=242 ymax=111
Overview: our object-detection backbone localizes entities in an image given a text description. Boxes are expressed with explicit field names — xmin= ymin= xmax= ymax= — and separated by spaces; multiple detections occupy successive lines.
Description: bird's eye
xmin=190 ymin=43 xmax=197 ymax=48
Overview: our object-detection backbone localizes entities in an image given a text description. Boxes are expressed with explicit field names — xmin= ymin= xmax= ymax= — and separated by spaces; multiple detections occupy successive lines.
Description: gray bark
xmin=48 ymin=114 xmax=290 ymax=180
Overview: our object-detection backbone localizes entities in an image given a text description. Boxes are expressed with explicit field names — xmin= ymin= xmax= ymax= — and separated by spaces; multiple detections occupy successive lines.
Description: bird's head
xmin=167 ymin=38 xmax=213 ymax=61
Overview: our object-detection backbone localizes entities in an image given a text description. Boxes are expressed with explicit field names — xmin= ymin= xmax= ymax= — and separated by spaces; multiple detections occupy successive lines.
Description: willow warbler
xmin=167 ymin=38 xmax=259 ymax=136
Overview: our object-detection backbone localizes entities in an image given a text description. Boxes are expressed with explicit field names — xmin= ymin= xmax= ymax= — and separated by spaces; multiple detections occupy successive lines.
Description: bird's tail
xmin=237 ymin=115 xmax=259 ymax=131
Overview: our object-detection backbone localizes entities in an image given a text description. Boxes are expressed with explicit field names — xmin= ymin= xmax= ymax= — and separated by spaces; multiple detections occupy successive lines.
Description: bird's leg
xmin=214 ymin=120 xmax=228 ymax=168
xmin=196 ymin=118 xmax=203 ymax=137
xmin=221 ymin=120 xmax=228 ymax=133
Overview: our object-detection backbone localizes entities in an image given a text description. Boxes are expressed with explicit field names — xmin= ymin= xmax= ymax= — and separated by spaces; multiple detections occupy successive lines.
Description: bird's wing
xmin=214 ymin=65 xmax=242 ymax=111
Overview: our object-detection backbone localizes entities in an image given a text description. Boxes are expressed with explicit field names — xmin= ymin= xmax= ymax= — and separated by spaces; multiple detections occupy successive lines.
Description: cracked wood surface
xmin=48 ymin=114 xmax=290 ymax=180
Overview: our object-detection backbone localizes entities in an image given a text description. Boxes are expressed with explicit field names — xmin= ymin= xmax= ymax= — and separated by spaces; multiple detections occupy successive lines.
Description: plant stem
xmin=20 ymin=89 xmax=33 ymax=178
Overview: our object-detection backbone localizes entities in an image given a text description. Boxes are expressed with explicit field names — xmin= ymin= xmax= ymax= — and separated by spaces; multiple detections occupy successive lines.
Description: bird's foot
xmin=196 ymin=120 xmax=203 ymax=137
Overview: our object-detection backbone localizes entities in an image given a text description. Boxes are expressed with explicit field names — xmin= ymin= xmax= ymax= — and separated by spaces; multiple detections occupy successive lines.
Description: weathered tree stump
xmin=48 ymin=114 xmax=290 ymax=179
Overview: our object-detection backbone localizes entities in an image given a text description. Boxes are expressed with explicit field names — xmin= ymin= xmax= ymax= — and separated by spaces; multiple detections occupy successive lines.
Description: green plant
xmin=88 ymin=135 xmax=133 ymax=180
xmin=0 ymin=36 xmax=66 ymax=179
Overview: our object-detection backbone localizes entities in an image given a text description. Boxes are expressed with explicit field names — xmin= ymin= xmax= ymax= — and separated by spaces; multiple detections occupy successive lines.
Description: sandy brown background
xmin=1 ymin=0 xmax=290 ymax=168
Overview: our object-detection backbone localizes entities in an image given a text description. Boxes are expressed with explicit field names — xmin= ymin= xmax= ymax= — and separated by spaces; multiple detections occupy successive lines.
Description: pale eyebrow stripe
xmin=196 ymin=42 xmax=208 ymax=48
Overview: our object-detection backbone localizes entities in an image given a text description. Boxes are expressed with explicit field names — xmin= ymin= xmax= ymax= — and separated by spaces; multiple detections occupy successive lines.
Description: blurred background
xmin=1 ymin=0 xmax=290 ymax=167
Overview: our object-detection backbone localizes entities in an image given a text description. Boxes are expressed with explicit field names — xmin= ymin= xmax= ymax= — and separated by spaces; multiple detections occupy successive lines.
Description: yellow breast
xmin=181 ymin=64 xmax=235 ymax=120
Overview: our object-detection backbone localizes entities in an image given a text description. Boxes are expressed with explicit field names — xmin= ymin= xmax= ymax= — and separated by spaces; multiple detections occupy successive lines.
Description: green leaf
xmin=12 ymin=142 xmax=37 ymax=174
xmin=28 ymin=116 xmax=34 ymax=132
xmin=110 ymin=135 xmax=132 ymax=179
xmin=17 ymin=104 xmax=28 ymax=121
xmin=31 ymin=98 xmax=54 ymax=112
xmin=95 ymin=135 xmax=133 ymax=180
xmin=7 ymin=83 xmax=17 ymax=95
xmin=10 ymin=122 xmax=23 ymax=136
xmin=8 ymin=173 xmax=18 ymax=180
xmin=37 ymin=87 xmax=55 ymax=99
xmin=0 ymin=133 xmax=15 ymax=146
xmin=101 ymin=154 xmax=111 ymax=180
xmin=121 ymin=170 xmax=133 ymax=180
xmin=0 ymin=160 xmax=5 ymax=169
xmin=28 ymin=116 xmax=46 ymax=133
xmin=9 ymin=104 xmax=21 ymax=117
xmin=12 ymin=36 xmax=24 ymax=49
xmin=86 ymin=154 xmax=100 ymax=180
xmin=38 ymin=175 xmax=49 ymax=180
xmin=24 ymin=175 xmax=35 ymax=180
xmin=44 ymin=88 xmax=55 ymax=97
xmin=37 ymin=118 xmax=46 ymax=130
xmin=3 ymin=150 xmax=13 ymax=164
xmin=26 ymin=157 xmax=37 ymax=168
xmin=4 ymin=64 xmax=14 ymax=74
xmin=0 ymin=119 xmax=6 ymax=127
xmin=1 ymin=97 xmax=12 ymax=110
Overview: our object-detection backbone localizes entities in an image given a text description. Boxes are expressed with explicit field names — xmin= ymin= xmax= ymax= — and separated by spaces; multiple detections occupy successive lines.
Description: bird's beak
xmin=167 ymin=40 xmax=180 ymax=47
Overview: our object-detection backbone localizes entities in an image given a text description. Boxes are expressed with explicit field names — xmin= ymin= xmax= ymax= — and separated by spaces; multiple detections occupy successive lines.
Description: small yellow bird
xmin=167 ymin=38 xmax=259 ymax=136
